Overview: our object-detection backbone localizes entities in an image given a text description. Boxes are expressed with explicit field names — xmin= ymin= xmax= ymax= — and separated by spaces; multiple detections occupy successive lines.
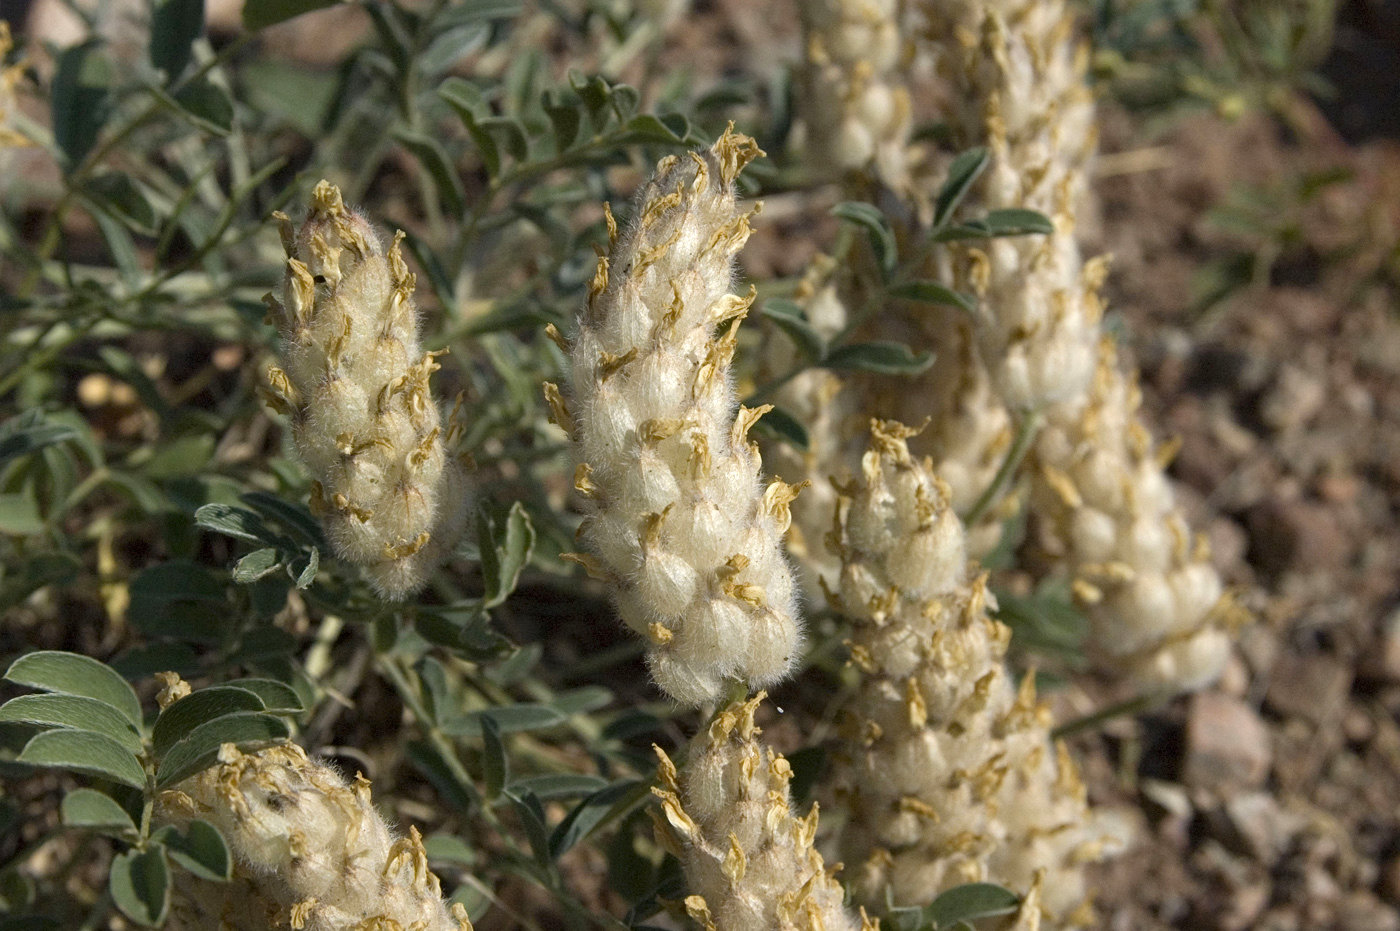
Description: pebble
xmin=1379 ymin=855 xmax=1400 ymax=906
xmin=1339 ymin=892 xmax=1400 ymax=931
xmin=1184 ymin=692 xmax=1273 ymax=790
xmin=1262 ymin=363 xmax=1326 ymax=433
xmin=1212 ymin=791 xmax=1303 ymax=864
xmin=1246 ymin=496 xmax=1352 ymax=578
xmin=1265 ymin=652 xmax=1353 ymax=726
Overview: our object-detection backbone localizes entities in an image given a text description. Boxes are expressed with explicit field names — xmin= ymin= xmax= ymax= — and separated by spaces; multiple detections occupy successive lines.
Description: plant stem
xmin=963 ymin=408 xmax=1042 ymax=528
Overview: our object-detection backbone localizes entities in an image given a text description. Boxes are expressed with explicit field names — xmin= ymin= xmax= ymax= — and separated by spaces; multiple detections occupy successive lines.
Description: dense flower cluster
xmin=1032 ymin=341 xmax=1245 ymax=689
xmin=552 ymin=129 xmax=803 ymax=706
xmin=794 ymin=0 xmax=912 ymax=186
xmin=158 ymin=741 xmax=471 ymax=931
xmin=829 ymin=422 xmax=1119 ymax=927
xmin=652 ymin=695 xmax=874 ymax=931
xmin=262 ymin=181 xmax=468 ymax=599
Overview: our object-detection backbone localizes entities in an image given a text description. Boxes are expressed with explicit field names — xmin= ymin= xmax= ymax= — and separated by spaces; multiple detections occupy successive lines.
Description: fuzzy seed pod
xmin=263 ymin=181 xmax=469 ymax=600
xmin=1031 ymin=341 xmax=1246 ymax=691
xmin=652 ymin=695 xmax=875 ymax=931
xmin=794 ymin=0 xmax=913 ymax=187
xmin=829 ymin=421 xmax=1122 ymax=928
xmin=158 ymin=741 xmax=472 ymax=931
xmin=550 ymin=129 xmax=803 ymax=706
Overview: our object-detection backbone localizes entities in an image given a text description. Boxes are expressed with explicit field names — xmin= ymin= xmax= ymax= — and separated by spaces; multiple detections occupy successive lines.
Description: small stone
xmin=1184 ymin=692 xmax=1273 ymax=791
xmin=1211 ymin=791 xmax=1302 ymax=864
xmin=1264 ymin=652 xmax=1353 ymax=726
xmin=1374 ymin=607 xmax=1400 ymax=683
xmin=1261 ymin=363 xmax=1326 ymax=433
xmin=1339 ymin=892 xmax=1400 ymax=931
xmin=1141 ymin=778 xmax=1193 ymax=819
xmin=1246 ymin=496 xmax=1352 ymax=579
xmin=1221 ymin=880 xmax=1271 ymax=931
xmin=1378 ymin=856 xmax=1400 ymax=907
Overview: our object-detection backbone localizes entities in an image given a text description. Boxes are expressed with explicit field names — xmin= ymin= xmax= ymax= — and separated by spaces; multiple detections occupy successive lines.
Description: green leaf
xmin=548 ymin=780 xmax=642 ymax=859
xmin=823 ymin=341 xmax=934 ymax=376
xmin=620 ymin=114 xmax=683 ymax=144
xmin=423 ymin=833 xmax=476 ymax=867
xmin=749 ymin=404 xmax=809 ymax=451
xmin=0 ymin=694 xmax=144 ymax=754
xmin=887 ymin=279 xmax=976 ymax=315
xmin=194 ymin=503 xmax=285 ymax=547
xmin=569 ymin=71 xmax=613 ymax=122
xmin=760 ymin=299 xmax=824 ymax=361
xmin=222 ymin=678 xmax=304 ymax=713
xmin=926 ymin=882 xmax=1020 ymax=928
xmin=242 ymin=0 xmax=338 ymax=30
xmin=127 ymin=561 xmax=230 ymax=644
xmin=393 ymin=129 xmax=466 ymax=216
xmin=832 ymin=201 xmax=897 ymax=274
xmin=477 ymin=116 xmax=530 ymax=163
xmin=151 ymin=687 xmax=267 ymax=757
xmin=504 ymin=790 xmax=552 ymax=868
xmin=981 ymin=208 xmax=1055 ymax=237
xmin=5 ymin=651 xmax=141 ymax=728
xmin=933 ymin=147 xmax=989 ymax=229
xmin=548 ymin=686 xmax=612 ymax=715
xmin=151 ymin=0 xmax=204 ymax=81
xmin=239 ymin=491 xmax=326 ymax=549
xmin=109 ymin=846 xmax=170 ymax=927
xmin=155 ymin=712 xmax=290 ymax=787
xmin=153 ymin=820 xmax=231 ymax=882
xmin=505 ymin=773 xmax=608 ymax=800
xmin=440 ymin=78 xmax=500 ymax=177
xmin=83 ymin=173 xmax=158 ymax=236
xmin=480 ymin=715 xmax=507 ymax=801
xmin=233 ymin=547 xmax=281 ymax=583
xmin=60 ymin=788 xmax=136 ymax=833
xmin=171 ymin=77 xmax=234 ymax=135
xmin=17 ymin=730 xmax=145 ymax=789
xmin=543 ymin=88 xmax=583 ymax=150
xmin=292 ymin=546 xmax=320 ymax=589
xmin=441 ymin=704 xmax=565 ymax=738
xmin=610 ymin=84 xmax=640 ymax=120
xmin=478 ymin=501 xmax=536 ymax=609
xmin=0 ymin=417 xmax=79 ymax=467
xmin=51 ymin=41 xmax=113 ymax=170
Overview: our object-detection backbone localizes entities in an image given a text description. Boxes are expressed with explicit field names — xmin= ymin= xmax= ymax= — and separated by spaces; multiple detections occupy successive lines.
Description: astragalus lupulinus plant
xmin=829 ymin=421 xmax=1120 ymax=928
xmin=921 ymin=0 xmax=1243 ymax=691
xmin=794 ymin=0 xmax=912 ymax=187
xmin=652 ymin=694 xmax=876 ymax=931
xmin=154 ymin=679 xmax=471 ymax=931
xmin=262 ymin=181 xmax=469 ymax=600
xmin=548 ymin=128 xmax=804 ymax=706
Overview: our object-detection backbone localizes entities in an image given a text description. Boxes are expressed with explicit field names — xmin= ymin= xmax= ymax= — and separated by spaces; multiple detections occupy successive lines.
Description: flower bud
xmin=652 ymin=695 xmax=874 ymax=931
xmin=552 ymin=129 xmax=804 ymax=706
xmin=830 ymin=423 xmax=1121 ymax=927
xmin=158 ymin=741 xmax=470 ymax=930
xmin=263 ymin=181 xmax=469 ymax=599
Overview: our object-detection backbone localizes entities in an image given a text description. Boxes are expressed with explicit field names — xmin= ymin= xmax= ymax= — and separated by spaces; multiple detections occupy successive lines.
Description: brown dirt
xmin=1083 ymin=100 xmax=1400 ymax=930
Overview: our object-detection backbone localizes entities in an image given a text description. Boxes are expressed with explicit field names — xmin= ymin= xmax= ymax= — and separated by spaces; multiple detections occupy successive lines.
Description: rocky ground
xmin=1082 ymin=99 xmax=1400 ymax=929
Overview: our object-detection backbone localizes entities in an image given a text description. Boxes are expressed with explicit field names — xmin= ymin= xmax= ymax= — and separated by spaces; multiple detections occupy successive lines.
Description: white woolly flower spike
xmin=918 ymin=0 xmax=1101 ymax=413
xmin=157 ymin=740 xmax=472 ymax=931
xmin=828 ymin=421 xmax=1122 ymax=929
xmin=547 ymin=128 xmax=804 ymax=706
xmin=1032 ymin=341 xmax=1247 ymax=691
xmin=651 ymin=694 xmax=875 ymax=931
xmin=262 ymin=181 xmax=469 ymax=600
xmin=795 ymin=0 xmax=913 ymax=187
